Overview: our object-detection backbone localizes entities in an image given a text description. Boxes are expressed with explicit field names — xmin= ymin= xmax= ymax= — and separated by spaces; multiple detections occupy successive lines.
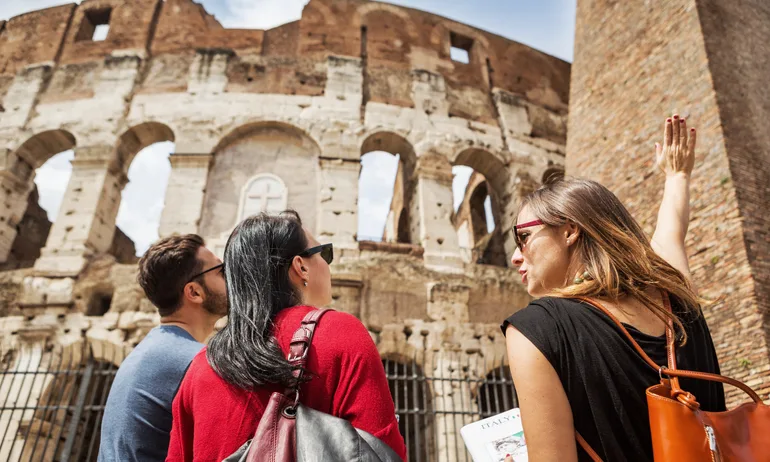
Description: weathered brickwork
xmin=568 ymin=0 xmax=770 ymax=404
xmin=0 ymin=0 xmax=567 ymax=456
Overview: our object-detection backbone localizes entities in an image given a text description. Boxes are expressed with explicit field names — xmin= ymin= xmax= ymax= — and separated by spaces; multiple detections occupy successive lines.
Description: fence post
xmin=60 ymin=358 xmax=93 ymax=462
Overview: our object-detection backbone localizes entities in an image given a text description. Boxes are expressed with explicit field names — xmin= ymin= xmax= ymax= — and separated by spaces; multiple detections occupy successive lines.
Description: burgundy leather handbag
xmin=576 ymin=296 xmax=770 ymax=462
xmin=223 ymin=309 xmax=402 ymax=462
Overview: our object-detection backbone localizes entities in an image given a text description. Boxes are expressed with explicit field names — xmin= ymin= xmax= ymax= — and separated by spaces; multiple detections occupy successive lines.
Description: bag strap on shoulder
xmin=576 ymin=295 xmax=761 ymax=402
xmin=287 ymin=309 xmax=332 ymax=376
xmin=573 ymin=293 xmax=762 ymax=462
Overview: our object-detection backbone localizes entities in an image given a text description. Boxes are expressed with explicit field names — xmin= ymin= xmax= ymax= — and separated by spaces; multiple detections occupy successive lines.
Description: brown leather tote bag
xmin=575 ymin=296 xmax=770 ymax=462
xmin=223 ymin=309 xmax=402 ymax=462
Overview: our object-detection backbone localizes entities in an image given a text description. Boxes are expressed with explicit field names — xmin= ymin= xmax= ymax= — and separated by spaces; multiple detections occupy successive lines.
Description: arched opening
xmin=452 ymin=166 xmax=506 ymax=267
xmin=477 ymin=364 xmax=518 ymax=418
xmin=1 ymin=130 xmax=76 ymax=268
xmin=201 ymin=122 xmax=320 ymax=255
xmin=382 ymin=357 xmax=433 ymax=462
xmin=116 ymin=141 xmax=174 ymax=256
xmin=114 ymin=123 xmax=175 ymax=257
xmin=453 ymin=149 xmax=511 ymax=267
xmin=358 ymin=132 xmax=417 ymax=244
xmin=358 ymin=151 xmax=400 ymax=241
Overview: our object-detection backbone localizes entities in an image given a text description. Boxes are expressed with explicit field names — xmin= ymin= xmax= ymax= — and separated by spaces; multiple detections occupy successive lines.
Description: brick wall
xmin=568 ymin=0 xmax=770 ymax=404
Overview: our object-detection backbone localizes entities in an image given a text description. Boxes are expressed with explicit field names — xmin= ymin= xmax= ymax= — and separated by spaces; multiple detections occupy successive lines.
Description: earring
xmin=303 ymin=281 xmax=308 ymax=287
xmin=573 ymin=271 xmax=591 ymax=285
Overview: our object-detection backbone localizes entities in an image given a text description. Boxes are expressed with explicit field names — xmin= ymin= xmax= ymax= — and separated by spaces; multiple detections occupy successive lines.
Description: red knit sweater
xmin=166 ymin=306 xmax=407 ymax=461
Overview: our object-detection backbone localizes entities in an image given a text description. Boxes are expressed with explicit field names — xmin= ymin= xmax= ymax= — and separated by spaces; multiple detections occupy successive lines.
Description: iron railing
xmin=383 ymin=351 xmax=517 ymax=462
xmin=0 ymin=344 xmax=124 ymax=462
xmin=0 ymin=345 xmax=514 ymax=462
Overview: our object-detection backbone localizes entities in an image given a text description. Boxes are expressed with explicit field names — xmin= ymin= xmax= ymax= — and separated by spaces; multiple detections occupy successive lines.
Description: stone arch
xmin=112 ymin=122 xmax=175 ymax=256
xmin=212 ymin=121 xmax=322 ymax=155
xmin=114 ymin=122 xmax=175 ymax=172
xmin=200 ymin=122 xmax=321 ymax=250
xmin=359 ymin=132 xmax=417 ymax=244
xmin=0 ymin=130 xmax=77 ymax=265
xmin=452 ymin=148 xmax=510 ymax=266
xmin=12 ymin=130 xmax=77 ymax=175
xmin=354 ymin=3 xmax=419 ymax=39
xmin=452 ymin=148 xmax=509 ymax=198
xmin=302 ymin=1 xmax=337 ymax=26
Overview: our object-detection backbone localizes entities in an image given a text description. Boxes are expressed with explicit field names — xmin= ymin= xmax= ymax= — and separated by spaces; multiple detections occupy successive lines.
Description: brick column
xmin=568 ymin=0 xmax=770 ymax=403
xmin=34 ymin=146 xmax=126 ymax=275
xmin=158 ymin=153 xmax=212 ymax=237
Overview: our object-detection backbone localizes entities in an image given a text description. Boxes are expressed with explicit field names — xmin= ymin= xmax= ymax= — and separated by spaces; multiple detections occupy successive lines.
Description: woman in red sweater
xmin=166 ymin=211 xmax=407 ymax=461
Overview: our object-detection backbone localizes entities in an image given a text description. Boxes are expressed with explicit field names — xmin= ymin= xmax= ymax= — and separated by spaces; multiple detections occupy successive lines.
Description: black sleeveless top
xmin=502 ymin=296 xmax=726 ymax=462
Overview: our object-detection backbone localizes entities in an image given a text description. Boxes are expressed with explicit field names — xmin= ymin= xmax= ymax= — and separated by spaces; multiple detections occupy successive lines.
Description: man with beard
xmin=98 ymin=234 xmax=228 ymax=462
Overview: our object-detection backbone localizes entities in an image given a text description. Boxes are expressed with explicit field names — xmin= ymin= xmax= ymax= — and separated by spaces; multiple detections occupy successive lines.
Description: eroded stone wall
xmin=0 ymin=0 xmax=568 ymax=454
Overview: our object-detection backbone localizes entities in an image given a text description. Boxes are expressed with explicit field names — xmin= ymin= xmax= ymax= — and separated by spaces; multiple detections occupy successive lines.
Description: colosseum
xmin=1 ymin=0 xmax=769 ymax=460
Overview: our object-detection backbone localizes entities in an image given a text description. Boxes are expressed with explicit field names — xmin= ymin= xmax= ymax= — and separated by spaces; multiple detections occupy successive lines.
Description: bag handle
xmin=577 ymin=296 xmax=762 ymax=403
xmin=285 ymin=309 xmax=332 ymax=404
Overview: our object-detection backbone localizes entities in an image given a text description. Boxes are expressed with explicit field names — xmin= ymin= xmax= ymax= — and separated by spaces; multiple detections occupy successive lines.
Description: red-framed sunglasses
xmin=511 ymin=219 xmax=544 ymax=250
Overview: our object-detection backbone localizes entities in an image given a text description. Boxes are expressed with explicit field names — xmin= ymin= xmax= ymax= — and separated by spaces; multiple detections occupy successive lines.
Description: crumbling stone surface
xmin=0 ymin=0 xmax=566 ymax=432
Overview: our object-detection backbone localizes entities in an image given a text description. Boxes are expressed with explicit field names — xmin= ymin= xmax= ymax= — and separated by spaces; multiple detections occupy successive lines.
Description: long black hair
xmin=206 ymin=210 xmax=308 ymax=389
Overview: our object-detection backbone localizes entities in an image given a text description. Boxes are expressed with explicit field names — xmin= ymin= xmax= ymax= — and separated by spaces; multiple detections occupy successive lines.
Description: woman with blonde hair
xmin=502 ymin=116 xmax=725 ymax=461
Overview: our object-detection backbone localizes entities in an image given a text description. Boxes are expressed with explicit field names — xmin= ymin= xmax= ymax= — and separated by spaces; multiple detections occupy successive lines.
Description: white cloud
xmin=116 ymin=142 xmax=173 ymax=256
xmin=34 ymin=150 xmax=74 ymax=222
xmin=212 ymin=0 xmax=308 ymax=29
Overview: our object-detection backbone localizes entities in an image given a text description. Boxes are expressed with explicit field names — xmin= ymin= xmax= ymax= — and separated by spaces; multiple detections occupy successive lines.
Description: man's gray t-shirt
xmin=98 ymin=325 xmax=202 ymax=462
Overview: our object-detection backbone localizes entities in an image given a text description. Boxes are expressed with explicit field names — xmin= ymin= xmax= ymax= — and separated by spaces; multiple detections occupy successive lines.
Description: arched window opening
xmin=3 ymin=149 xmax=73 ymax=269
xmin=357 ymin=151 xmax=400 ymax=242
xmin=452 ymin=166 xmax=506 ymax=266
xmin=477 ymin=364 xmax=518 ymax=418
xmin=382 ymin=357 xmax=434 ymax=462
xmin=116 ymin=141 xmax=174 ymax=256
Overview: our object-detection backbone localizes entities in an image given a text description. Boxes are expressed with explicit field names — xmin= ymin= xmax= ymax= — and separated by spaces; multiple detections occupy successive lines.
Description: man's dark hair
xmin=137 ymin=234 xmax=205 ymax=317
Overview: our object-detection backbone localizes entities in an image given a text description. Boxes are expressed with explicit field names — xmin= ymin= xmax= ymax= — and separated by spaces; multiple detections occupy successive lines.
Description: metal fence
xmin=0 ymin=344 xmax=121 ymax=462
xmin=1 ymin=345 xmax=514 ymax=462
xmin=384 ymin=351 xmax=517 ymax=462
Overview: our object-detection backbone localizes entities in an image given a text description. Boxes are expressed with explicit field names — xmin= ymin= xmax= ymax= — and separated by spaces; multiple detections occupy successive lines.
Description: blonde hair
xmin=519 ymin=178 xmax=700 ymax=344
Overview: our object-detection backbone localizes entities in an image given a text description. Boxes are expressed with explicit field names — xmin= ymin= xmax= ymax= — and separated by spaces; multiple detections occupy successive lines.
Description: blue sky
xmin=3 ymin=0 xmax=575 ymax=253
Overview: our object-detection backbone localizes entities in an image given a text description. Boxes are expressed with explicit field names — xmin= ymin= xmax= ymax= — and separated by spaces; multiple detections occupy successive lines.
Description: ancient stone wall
xmin=0 ymin=0 xmax=567 ymax=455
xmin=568 ymin=0 xmax=770 ymax=403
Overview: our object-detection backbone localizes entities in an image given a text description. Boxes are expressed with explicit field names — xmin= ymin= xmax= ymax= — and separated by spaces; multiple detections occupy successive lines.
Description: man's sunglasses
xmin=297 ymin=243 xmax=333 ymax=265
xmin=511 ymin=219 xmax=544 ymax=250
xmin=187 ymin=263 xmax=223 ymax=284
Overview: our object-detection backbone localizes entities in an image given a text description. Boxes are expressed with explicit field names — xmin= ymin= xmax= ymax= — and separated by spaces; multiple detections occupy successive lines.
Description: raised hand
xmin=655 ymin=114 xmax=696 ymax=177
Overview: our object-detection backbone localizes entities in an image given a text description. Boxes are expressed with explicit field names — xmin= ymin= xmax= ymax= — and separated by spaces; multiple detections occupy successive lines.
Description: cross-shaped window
xmin=239 ymin=174 xmax=288 ymax=219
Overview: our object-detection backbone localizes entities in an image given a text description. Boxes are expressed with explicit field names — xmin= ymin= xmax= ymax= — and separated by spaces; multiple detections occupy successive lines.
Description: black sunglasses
xmin=297 ymin=243 xmax=333 ymax=265
xmin=187 ymin=263 xmax=223 ymax=284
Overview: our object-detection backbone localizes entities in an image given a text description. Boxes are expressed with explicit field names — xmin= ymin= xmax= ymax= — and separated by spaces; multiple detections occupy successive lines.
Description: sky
xmin=4 ymin=0 xmax=575 ymax=254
